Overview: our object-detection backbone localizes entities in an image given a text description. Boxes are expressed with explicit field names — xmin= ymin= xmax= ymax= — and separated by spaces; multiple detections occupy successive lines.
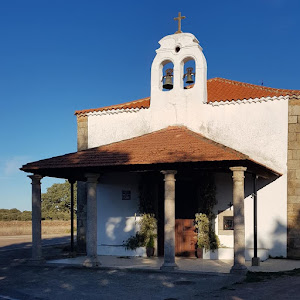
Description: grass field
xmin=0 ymin=220 xmax=75 ymax=236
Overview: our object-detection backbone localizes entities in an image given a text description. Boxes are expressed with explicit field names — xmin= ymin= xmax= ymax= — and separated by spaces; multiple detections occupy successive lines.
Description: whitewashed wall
xmin=88 ymin=99 xmax=288 ymax=174
xmin=214 ymin=173 xmax=287 ymax=258
xmin=88 ymin=109 xmax=150 ymax=147
xmin=90 ymin=99 xmax=288 ymax=258
xmin=97 ymin=172 xmax=145 ymax=256
xmin=89 ymin=32 xmax=289 ymax=258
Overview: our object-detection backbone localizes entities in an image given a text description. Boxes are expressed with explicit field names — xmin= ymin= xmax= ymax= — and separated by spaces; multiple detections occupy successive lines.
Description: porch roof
xmin=20 ymin=126 xmax=280 ymax=180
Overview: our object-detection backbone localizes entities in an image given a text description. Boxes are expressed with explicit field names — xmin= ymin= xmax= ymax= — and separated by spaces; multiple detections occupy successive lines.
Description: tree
xmin=0 ymin=209 xmax=31 ymax=221
xmin=41 ymin=180 xmax=77 ymax=220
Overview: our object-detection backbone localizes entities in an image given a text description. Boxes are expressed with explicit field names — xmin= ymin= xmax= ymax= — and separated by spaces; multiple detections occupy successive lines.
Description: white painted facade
xmin=214 ymin=173 xmax=287 ymax=259
xmin=87 ymin=32 xmax=288 ymax=258
xmin=97 ymin=172 xmax=145 ymax=256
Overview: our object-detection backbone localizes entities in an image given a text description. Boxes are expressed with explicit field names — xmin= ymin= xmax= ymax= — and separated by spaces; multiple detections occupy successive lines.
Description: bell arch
xmin=160 ymin=60 xmax=174 ymax=91
xmin=181 ymin=56 xmax=196 ymax=89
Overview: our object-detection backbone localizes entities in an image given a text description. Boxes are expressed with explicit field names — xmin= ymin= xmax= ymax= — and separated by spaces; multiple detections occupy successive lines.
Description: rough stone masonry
xmin=287 ymin=95 xmax=300 ymax=258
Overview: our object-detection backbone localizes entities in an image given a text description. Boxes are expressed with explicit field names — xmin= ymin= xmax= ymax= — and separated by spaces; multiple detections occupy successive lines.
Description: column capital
xmin=28 ymin=174 xmax=43 ymax=185
xmin=85 ymin=173 xmax=100 ymax=183
xmin=229 ymin=166 xmax=247 ymax=172
xmin=161 ymin=170 xmax=177 ymax=182
xmin=161 ymin=170 xmax=177 ymax=175
xmin=230 ymin=167 xmax=247 ymax=180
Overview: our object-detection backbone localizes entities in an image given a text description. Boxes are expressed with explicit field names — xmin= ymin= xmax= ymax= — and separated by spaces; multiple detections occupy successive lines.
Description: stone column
xmin=77 ymin=181 xmax=87 ymax=254
xmin=28 ymin=174 xmax=43 ymax=262
xmin=230 ymin=167 xmax=247 ymax=273
xmin=83 ymin=173 xmax=100 ymax=267
xmin=160 ymin=170 xmax=178 ymax=270
xmin=76 ymin=114 xmax=88 ymax=254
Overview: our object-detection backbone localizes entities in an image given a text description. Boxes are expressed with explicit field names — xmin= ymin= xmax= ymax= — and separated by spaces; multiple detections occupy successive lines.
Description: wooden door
xmin=175 ymin=219 xmax=197 ymax=257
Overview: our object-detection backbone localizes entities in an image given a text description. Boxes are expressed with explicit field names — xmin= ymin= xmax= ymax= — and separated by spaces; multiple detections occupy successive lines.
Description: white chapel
xmin=21 ymin=13 xmax=300 ymax=273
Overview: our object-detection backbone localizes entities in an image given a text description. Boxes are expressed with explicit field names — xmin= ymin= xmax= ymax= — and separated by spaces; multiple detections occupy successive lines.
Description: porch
xmin=20 ymin=126 xmax=281 ymax=274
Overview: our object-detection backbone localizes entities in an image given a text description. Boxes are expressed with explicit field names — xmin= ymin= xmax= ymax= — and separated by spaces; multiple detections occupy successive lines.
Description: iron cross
xmin=174 ymin=12 xmax=186 ymax=34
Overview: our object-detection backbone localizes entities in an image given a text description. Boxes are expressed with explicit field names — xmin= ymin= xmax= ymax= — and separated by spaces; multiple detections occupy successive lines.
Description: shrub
xmin=123 ymin=214 xmax=157 ymax=250
xmin=195 ymin=213 xmax=219 ymax=251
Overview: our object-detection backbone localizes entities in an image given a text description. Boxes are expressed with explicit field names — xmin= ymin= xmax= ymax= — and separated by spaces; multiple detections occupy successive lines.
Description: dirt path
xmin=0 ymin=234 xmax=71 ymax=249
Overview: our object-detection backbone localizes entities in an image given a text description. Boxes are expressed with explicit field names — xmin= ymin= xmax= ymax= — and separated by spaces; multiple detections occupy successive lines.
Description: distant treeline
xmin=0 ymin=208 xmax=32 ymax=221
xmin=1 ymin=180 xmax=77 ymax=221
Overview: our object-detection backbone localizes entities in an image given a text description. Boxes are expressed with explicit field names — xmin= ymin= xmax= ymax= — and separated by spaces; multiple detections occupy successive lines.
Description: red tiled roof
xmin=21 ymin=126 xmax=278 ymax=179
xmin=75 ymin=97 xmax=150 ymax=115
xmin=75 ymin=78 xmax=300 ymax=115
xmin=208 ymin=78 xmax=300 ymax=102
xmin=22 ymin=126 xmax=248 ymax=170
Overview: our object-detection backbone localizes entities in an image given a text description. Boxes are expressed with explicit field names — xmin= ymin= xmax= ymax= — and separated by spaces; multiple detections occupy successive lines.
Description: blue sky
xmin=0 ymin=0 xmax=299 ymax=211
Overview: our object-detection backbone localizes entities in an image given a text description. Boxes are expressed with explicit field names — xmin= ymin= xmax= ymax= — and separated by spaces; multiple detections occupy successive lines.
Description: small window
xmin=223 ymin=216 xmax=234 ymax=230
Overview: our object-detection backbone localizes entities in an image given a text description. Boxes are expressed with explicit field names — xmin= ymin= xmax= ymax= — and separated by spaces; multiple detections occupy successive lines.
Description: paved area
xmin=0 ymin=264 xmax=243 ymax=300
xmin=49 ymin=255 xmax=300 ymax=274
xmin=1 ymin=236 xmax=300 ymax=299
xmin=0 ymin=238 xmax=243 ymax=300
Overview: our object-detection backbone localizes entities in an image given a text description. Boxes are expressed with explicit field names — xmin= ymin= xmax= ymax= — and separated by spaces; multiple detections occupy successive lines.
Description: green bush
xmin=123 ymin=214 xmax=157 ymax=250
xmin=123 ymin=232 xmax=145 ymax=250
xmin=195 ymin=213 xmax=219 ymax=251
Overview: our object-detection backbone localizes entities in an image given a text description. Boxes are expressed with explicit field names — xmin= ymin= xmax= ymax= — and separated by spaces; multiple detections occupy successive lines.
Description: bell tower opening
xmin=183 ymin=58 xmax=195 ymax=89
xmin=161 ymin=61 xmax=174 ymax=91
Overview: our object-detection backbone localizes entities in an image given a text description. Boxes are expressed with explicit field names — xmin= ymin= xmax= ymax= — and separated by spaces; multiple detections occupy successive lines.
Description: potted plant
xmin=146 ymin=235 xmax=155 ymax=257
xmin=194 ymin=213 xmax=219 ymax=258
xmin=139 ymin=213 xmax=157 ymax=257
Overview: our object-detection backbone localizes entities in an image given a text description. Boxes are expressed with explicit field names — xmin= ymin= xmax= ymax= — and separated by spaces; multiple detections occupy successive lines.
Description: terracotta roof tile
xmin=22 ymin=126 xmax=248 ymax=172
xmin=207 ymin=78 xmax=300 ymax=102
xmin=75 ymin=78 xmax=300 ymax=116
xmin=75 ymin=97 xmax=150 ymax=115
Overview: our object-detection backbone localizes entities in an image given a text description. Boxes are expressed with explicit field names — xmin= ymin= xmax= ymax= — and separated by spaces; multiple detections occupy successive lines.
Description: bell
xmin=163 ymin=68 xmax=173 ymax=90
xmin=163 ymin=75 xmax=173 ymax=89
xmin=186 ymin=73 xmax=194 ymax=84
xmin=185 ymin=67 xmax=195 ymax=84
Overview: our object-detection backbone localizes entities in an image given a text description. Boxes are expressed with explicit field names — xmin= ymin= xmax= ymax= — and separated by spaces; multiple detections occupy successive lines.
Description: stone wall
xmin=77 ymin=115 xmax=88 ymax=151
xmin=287 ymin=95 xmax=300 ymax=258
xmin=76 ymin=115 xmax=88 ymax=254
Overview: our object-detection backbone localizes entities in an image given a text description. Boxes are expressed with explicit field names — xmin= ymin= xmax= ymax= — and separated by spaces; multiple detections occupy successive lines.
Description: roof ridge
xmin=181 ymin=126 xmax=249 ymax=159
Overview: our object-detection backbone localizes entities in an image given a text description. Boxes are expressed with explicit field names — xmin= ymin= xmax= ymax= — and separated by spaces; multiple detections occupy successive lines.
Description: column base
xmin=252 ymin=257 xmax=260 ymax=266
xmin=160 ymin=262 xmax=178 ymax=271
xmin=83 ymin=256 xmax=101 ymax=267
xmin=230 ymin=263 xmax=248 ymax=274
